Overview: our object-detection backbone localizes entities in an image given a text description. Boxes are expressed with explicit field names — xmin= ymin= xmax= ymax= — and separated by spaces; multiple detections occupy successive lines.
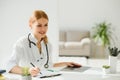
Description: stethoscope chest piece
xmin=44 ymin=64 xmax=49 ymax=68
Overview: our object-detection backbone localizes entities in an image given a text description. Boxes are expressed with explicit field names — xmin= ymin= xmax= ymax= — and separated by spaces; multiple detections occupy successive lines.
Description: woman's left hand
xmin=64 ymin=62 xmax=82 ymax=68
xmin=54 ymin=62 xmax=82 ymax=68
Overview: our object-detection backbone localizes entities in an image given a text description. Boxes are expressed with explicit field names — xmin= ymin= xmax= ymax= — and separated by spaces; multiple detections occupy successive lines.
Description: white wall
xmin=58 ymin=0 xmax=120 ymax=58
xmin=58 ymin=0 xmax=120 ymax=31
xmin=0 ymin=0 xmax=58 ymax=68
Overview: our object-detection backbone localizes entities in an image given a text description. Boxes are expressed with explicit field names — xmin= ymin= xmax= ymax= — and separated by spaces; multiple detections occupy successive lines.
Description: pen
xmin=30 ymin=62 xmax=35 ymax=67
xmin=30 ymin=62 xmax=42 ymax=74
xmin=40 ymin=74 xmax=61 ymax=78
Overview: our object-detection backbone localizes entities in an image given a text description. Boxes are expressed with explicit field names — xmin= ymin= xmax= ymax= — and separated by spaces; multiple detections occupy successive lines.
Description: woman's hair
xmin=29 ymin=10 xmax=49 ymax=27
xmin=42 ymin=35 xmax=48 ymax=44
xmin=29 ymin=10 xmax=48 ymax=44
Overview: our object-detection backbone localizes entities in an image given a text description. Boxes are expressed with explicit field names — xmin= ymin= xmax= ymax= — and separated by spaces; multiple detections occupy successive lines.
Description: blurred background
xmin=0 ymin=0 xmax=120 ymax=68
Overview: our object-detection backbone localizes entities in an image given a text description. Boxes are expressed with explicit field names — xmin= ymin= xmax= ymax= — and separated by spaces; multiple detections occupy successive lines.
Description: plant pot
xmin=0 ymin=74 xmax=5 ymax=80
xmin=109 ymin=56 xmax=117 ymax=73
xmin=21 ymin=75 xmax=32 ymax=80
xmin=103 ymin=68 xmax=110 ymax=74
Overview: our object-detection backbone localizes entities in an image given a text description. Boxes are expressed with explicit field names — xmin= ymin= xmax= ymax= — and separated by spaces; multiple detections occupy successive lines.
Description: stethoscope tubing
xmin=28 ymin=33 xmax=49 ymax=68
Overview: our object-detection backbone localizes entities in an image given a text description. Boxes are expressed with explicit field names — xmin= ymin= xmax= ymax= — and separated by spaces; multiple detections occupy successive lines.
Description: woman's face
xmin=30 ymin=18 xmax=48 ymax=40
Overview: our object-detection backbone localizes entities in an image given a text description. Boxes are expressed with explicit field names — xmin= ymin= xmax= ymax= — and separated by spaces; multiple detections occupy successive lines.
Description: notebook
xmin=0 ymin=69 xmax=6 ymax=74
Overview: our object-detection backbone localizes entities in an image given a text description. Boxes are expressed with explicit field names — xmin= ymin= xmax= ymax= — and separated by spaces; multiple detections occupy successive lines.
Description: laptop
xmin=61 ymin=66 xmax=91 ymax=72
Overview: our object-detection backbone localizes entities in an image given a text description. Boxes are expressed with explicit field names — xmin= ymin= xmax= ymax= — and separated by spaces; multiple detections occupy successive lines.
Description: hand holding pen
xmin=30 ymin=62 xmax=42 ymax=75
xmin=30 ymin=62 xmax=41 ymax=77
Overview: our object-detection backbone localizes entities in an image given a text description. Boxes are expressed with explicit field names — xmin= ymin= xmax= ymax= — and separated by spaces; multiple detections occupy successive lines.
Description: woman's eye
xmin=36 ymin=24 xmax=48 ymax=27
xmin=44 ymin=24 xmax=48 ymax=27
xmin=37 ymin=25 xmax=41 ymax=27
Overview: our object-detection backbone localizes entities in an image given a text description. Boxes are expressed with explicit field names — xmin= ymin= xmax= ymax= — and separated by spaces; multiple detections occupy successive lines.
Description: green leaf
xmin=92 ymin=21 xmax=112 ymax=47
xmin=102 ymin=65 xmax=110 ymax=69
xmin=22 ymin=67 xmax=30 ymax=76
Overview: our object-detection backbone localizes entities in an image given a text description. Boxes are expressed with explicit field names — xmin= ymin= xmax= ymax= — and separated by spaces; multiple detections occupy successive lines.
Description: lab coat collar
xmin=29 ymin=33 xmax=44 ymax=44
xmin=30 ymin=33 xmax=38 ymax=44
xmin=30 ymin=33 xmax=44 ymax=44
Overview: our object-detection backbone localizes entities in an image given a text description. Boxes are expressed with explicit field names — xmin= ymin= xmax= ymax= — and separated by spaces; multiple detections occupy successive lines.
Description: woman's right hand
xmin=29 ymin=67 xmax=40 ymax=77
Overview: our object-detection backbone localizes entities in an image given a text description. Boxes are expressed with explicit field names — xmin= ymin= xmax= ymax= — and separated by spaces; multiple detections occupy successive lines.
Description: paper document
xmin=36 ymin=70 xmax=62 ymax=78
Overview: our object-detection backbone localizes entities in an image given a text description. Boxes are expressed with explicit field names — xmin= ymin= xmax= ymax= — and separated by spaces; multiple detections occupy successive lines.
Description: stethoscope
xmin=28 ymin=33 xmax=49 ymax=68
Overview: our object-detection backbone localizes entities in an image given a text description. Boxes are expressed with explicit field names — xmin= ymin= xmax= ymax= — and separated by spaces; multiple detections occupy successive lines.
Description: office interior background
xmin=0 ymin=0 xmax=120 ymax=68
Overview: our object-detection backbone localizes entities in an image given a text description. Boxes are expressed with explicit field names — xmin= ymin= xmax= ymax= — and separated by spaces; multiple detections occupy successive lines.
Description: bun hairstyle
xmin=29 ymin=10 xmax=48 ymax=44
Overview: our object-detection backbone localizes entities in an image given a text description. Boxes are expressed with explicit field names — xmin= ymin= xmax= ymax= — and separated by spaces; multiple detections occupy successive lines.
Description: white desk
xmin=3 ymin=58 xmax=120 ymax=80
xmin=3 ymin=66 xmax=120 ymax=80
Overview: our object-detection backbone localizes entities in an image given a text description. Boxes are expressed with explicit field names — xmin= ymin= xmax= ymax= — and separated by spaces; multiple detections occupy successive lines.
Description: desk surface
xmin=3 ymin=66 xmax=120 ymax=80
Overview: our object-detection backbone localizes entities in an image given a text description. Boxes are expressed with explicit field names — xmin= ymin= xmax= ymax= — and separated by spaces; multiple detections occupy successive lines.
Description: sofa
xmin=59 ymin=30 xmax=91 ymax=58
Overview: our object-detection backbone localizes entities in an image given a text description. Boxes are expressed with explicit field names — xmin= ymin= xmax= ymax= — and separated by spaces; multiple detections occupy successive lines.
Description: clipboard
xmin=36 ymin=70 xmax=62 ymax=78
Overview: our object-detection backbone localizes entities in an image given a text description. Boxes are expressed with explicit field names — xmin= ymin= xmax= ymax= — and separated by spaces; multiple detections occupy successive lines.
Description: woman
xmin=6 ymin=10 xmax=81 ymax=76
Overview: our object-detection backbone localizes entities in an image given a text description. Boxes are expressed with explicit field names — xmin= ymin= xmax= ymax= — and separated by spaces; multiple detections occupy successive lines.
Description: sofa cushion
xmin=66 ymin=31 xmax=90 ymax=42
xmin=80 ymin=38 xmax=91 ymax=44
xmin=64 ymin=42 xmax=83 ymax=49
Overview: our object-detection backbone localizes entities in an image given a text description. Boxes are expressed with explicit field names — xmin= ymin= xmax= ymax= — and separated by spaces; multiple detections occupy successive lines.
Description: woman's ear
xmin=29 ymin=25 xmax=32 ymax=29
xmin=29 ymin=19 xmax=33 ymax=29
xmin=29 ymin=22 xmax=32 ymax=29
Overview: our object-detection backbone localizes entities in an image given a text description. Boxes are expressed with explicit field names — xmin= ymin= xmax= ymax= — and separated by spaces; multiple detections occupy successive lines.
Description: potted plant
xmin=0 ymin=74 xmax=5 ymax=80
xmin=92 ymin=21 xmax=112 ymax=47
xmin=108 ymin=47 xmax=120 ymax=73
xmin=21 ymin=67 xmax=32 ymax=80
xmin=108 ymin=47 xmax=120 ymax=57
xmin=102 ymin=65 xmax=110 ymax=74
xmin=91 ymin=21 xmax=114 ymax=58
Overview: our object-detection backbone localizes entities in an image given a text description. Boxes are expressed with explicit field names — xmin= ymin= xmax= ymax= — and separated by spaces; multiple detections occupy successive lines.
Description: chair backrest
xmin=59 ymin=30 xmax=90 ymax=42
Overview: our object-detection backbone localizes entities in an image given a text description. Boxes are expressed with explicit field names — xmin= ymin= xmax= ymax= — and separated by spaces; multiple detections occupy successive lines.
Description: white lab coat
xmin=6 ymin=33 xmax=53 ymax=72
